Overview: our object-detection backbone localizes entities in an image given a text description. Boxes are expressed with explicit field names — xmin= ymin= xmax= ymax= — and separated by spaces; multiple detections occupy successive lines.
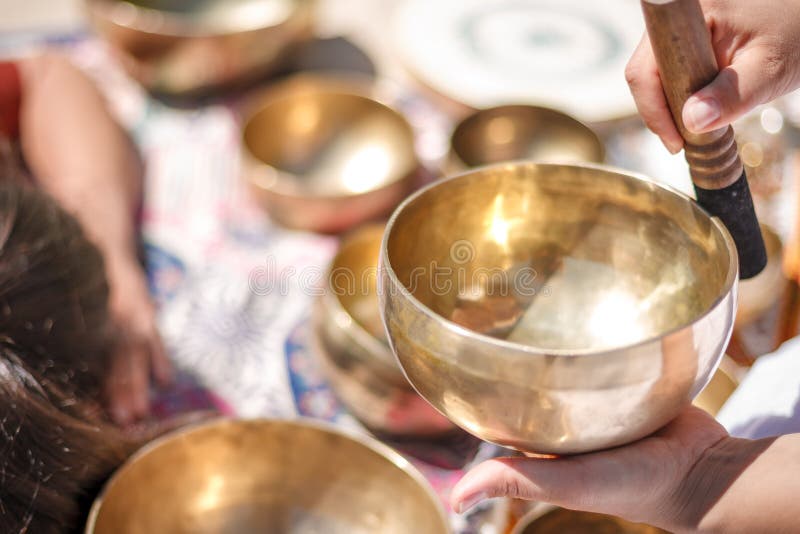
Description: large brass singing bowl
xmin=379 ymin=162 xmax=738 ymax=454
xmin=449 ymin=105 xmax=604 ymax=172
xmin=312 ymin=224 xmax=456 ymax=436
xmin=86 ymin=419 xmax=449 ymax=534
xmin=242 ymin=77 xmax=419 ymax=233
xmin=86 ymin=0 xmax=314 ymax=95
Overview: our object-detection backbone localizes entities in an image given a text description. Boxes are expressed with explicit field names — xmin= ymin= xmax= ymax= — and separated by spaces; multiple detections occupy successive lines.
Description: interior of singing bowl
xmin=87 ymin=420 xmax=448 ymax=534
xmin=387 ymin=163 xmax=735 ymax=352
xmin=332 ymin=225 xmax=386 ymax=340
xmin=243 ymin=89 xmax=417 ymax=197
xmin=451 ymin=105 xmax=604 ymax=166
xmin=114 ymin=0 xmax=299 ymax=32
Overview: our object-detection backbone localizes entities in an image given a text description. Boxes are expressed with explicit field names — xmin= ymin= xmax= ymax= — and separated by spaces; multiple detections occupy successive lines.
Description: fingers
xmin=683 ymin=49 xmax=785 ymax=133
xmin=148 ymin=331 xmax=174 ymax=387
xmin=625 ymin=35 xmax=684 ymax=154
xmin=106 ymin=342 xmax=151 ymax=425
xmin=450 ymin=451 xmax=649 ymax=516
xmin=451 ymin=456 xmax=579 ymax=513
xmin=451 ymin=407 xmax=729 ymax=521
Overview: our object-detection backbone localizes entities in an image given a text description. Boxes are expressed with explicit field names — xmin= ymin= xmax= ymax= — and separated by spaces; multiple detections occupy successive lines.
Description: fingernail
xmin=456 ymin=492 xmax=489 ymax=514
xmin=114 ymin=408 xmax=129 ymax=423
xmin=664 ymin=138 xmax=683 ymax=155
xmin=685 ymin=97 xmax=720 ymax=132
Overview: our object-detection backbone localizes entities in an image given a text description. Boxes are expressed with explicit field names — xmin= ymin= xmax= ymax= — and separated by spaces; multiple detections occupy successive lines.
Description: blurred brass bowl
xmin=736 ymin=224 xmax=785 ymax=326
xmin=242 ymin=77 xmax=419 ymax=233
xmin=692 ymin=359 xmax=739 ymax=417
xmin=512 ymin=507 xmax=666 ymax=534
xmin=312 ymin=224 xmax=456 ymax=435
xmin=86 ymin=418 xmax=450 ymax=534
xmin=448 ymin=105 xmax=604 ymax=173
xmin=85 ymin=0 xmax=314 ymax=95
xmin=380 ymin=162 xmax=737 ymax=454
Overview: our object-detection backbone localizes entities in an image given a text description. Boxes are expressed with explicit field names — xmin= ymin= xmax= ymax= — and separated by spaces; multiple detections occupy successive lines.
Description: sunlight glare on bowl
xmin=488 ymin=195 xmax=511 ymax=248
xmin=342 ymin=145 xmax=392 ymax=193
xmin=196 ymin=474 xmax=226 ymax=511
xmin=588 ymin=291 xmax=644 ymax=347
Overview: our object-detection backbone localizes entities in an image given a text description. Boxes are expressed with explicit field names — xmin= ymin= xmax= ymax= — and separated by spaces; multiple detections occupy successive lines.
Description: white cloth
xmin=718 ymin=336 xmax=800 ymax=439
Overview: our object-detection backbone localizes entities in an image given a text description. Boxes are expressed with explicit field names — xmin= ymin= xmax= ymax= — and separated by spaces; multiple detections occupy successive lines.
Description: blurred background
xmin=3 ymin=1 xmax=800 ymax=532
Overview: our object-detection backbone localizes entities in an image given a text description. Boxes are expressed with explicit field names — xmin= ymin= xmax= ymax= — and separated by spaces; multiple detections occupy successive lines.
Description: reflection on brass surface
xmin=515 ymin=508 xmax=666 ymax=534
xmin=242 ymin=77 xmax=419 ymax=232
xmin=86 ymin=0 xmax=315 ymax=95
xmin=736 ymin=225 xmax=785 ymax=326
xmin=86 ymin=419 xmax=449 ymax=534
xmin=449 ymin=105 xmax=604 ymax=172
xmin=380 ymin=162 xmax=737 ymax=454
xmin=313 ymin=224 xmax=456 ymax=436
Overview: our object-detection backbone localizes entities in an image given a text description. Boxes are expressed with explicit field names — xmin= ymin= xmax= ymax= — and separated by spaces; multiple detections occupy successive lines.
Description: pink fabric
xmin=0 ymin=62 xmax=22 ymax=140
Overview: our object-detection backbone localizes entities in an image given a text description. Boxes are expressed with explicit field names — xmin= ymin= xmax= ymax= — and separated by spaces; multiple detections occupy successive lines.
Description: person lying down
xmin=0 ymin=54 xmax=176 ymax=532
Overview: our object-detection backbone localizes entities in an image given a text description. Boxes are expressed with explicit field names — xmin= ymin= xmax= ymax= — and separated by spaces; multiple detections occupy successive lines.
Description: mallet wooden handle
xmin=642 ymin=0 xmax=767 ymax=279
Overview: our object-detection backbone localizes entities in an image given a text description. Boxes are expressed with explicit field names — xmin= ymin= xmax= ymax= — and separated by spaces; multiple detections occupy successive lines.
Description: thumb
xmin=682 ymin=50 xmax=784 ymax=134
xmin=450 ymin=455 xmax=611 ymax=514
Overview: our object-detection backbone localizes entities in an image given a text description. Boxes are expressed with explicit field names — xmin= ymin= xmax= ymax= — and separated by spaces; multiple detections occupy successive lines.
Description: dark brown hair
xmin=0 ymin=182 xmax=137 ymax=533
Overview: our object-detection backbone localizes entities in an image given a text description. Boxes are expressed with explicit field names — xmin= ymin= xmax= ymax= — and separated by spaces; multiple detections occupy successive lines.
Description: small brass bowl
xmin=380 ymin=162 xmax=737 ymax=454
xmin=312 ymin=224 xmax=456 ymax=436
xmin=512 ymin=507 xmax=666 ymax=534
xmin=736 ymin=225 xmax=785 ymax=326
xmin=448 ymin=105 xmax=604 ymax=172
xmin=86 ymin=418 xmax=450 ymax=534
xmin=86 ymin=0 xmax=315 ymax=95
xmin=242 ymin=77 xmax=419 ymax=233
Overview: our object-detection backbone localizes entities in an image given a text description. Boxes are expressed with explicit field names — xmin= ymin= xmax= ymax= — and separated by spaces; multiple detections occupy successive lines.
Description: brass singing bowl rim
xmin=450 ymin=104 xmax=606 ymax=166
xmin=511 ymin=504 xmax=666 ymax=534
xmin=242 ymin=76 xmax=419 ymax=201
xmin=323 ymin=224 xmax=395 ymax=366
xmin=86 ymin=0 xmax=309 ymax=38
xmin=380 ymin=161 xmax=738 ymax=357
xmin=84 ymin=417 xmax=449 ymax=533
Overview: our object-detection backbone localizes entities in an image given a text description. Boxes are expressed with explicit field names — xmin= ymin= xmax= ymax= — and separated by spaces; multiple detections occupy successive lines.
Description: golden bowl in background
xmin=692 ymin=363 xmax=739 ymax=417
xmin=312 ymin=224 xmax=456 ymax=436
xmin=380 ymin=162 xmax=737 ymax=454
xmin=86 ymin=0 xmax=315 ymax=95
xmin=512 ymin=506 xmax=666 ymax=534
xmin=736 ymin=224 xmax=785 ymax=326
xmin=448 ymin=105 xmax=604 ymax=172
xmin=86 ymin=419 xmax=450 ymax=534
xmin=242 ymin=77 xmax=419 ymax=233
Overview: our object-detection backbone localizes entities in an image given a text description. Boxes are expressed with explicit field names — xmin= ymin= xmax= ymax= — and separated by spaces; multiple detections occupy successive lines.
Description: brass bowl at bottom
xmin=313 ymin=224 xmax=457 ymax=436
xmin=85 ymin=419 xmax=449 ymax=534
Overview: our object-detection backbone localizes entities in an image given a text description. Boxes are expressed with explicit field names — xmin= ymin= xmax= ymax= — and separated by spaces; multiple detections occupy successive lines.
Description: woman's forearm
xmin=16 ymin=53 xmax=173 ymax=423
xmin=685 ymin=434 xmax=800 ymax=533
xmin=18 ymin=53 xmax=143 ymax=281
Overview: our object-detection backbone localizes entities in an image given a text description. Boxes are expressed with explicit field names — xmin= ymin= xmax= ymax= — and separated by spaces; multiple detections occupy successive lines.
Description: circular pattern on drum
xmin=395 ymin=0 xmax=643 ymax=122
